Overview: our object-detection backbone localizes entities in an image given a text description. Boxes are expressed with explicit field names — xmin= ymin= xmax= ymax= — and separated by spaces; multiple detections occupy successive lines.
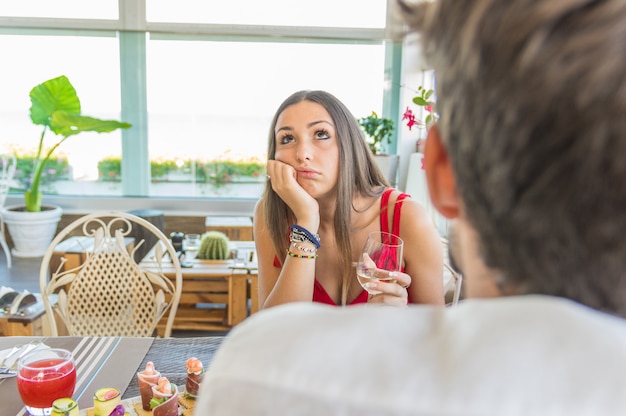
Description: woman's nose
xmin=296 ymin=142 xmax=312 ymax=162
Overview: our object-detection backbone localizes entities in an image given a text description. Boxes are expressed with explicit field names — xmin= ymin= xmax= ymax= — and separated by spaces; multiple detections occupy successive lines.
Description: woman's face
xmin=274 ymin=100 xmax=340 ymax=198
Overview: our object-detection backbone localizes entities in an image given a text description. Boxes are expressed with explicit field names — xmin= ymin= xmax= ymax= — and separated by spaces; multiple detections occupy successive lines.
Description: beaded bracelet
xmin=286 ymin=249 xmax=318 ymax=259
xmin=289 ymin=224 xmax=321 ymax=248
xmin=291 ymin=242 xmax=318 ymax=254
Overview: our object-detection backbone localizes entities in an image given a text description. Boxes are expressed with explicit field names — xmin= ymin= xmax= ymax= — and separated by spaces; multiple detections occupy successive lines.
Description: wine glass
xmin=356 ymin=231 xmax=404 ymax=295
xmin=17 ymin=348 xmax=76 ymax=416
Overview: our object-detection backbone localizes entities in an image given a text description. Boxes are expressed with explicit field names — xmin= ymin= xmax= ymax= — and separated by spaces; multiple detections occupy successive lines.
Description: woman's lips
xmin=296 ymin=169 xmax=318 ymax=179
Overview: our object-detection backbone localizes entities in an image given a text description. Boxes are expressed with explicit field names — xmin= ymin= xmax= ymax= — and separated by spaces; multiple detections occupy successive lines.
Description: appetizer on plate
xmin=137 ymin=361 xmax=161 ymax=411
xmin=184 ymin=357 xmax=204 ymax=398
xmin=51 ymin=398 xmax=79 ymax=416
xmin=93 ymin=388 xmax=123 ymax=416
xmin=150 ymin=377 xmax=179 ymax=416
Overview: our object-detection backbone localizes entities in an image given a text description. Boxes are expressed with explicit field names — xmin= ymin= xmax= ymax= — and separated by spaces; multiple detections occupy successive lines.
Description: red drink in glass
xmin=17 ymin=349 xmax=76 ymax=416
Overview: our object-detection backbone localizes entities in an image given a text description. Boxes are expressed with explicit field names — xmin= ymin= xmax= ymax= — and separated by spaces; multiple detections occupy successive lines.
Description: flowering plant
xmin=402 ymin=86 xmax=438 ymax=131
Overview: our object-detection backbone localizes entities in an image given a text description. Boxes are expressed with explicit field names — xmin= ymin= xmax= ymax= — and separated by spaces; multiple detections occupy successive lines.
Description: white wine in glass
xmin=356 ymin=231 xmax=404 ymax=295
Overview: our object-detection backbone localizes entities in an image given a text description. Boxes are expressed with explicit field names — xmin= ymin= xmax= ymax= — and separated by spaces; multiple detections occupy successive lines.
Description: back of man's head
xmin=401 ymin=0 xmax=626 ymax=316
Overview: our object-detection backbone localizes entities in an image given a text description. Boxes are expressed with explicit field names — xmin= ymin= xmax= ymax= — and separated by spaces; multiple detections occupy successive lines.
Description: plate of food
xmin=79 ymin=357 xmax=204 ymax=416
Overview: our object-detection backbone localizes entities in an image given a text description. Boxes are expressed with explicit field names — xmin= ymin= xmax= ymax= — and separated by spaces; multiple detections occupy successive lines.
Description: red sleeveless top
xmin=273 ymin=188 xmax=409 ymax=306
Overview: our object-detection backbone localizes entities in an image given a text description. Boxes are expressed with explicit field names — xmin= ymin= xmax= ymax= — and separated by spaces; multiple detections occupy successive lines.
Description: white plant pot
xmin=374 ymin=154 xmax=400 ymax=188
xmin=0 ymin=205 xmax=63 ymax=258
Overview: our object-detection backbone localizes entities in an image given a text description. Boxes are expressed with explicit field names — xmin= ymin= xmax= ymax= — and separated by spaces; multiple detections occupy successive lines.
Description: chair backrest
xmin=441 ymin=237 xmax=463 ymax=306
xmin=0 ymin=154 xmax=17 ymax=207
xmin=40 ymin=211 xmax=182 ymax=337
xmin=0 ymin=154 xmax=16 ymax=208
xmin=0 ymin=154 xmax=17 ymax=268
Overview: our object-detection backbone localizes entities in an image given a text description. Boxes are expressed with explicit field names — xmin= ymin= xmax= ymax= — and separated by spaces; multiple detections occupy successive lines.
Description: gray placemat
xmin=122 ymin=337 xmax=224 ymax=399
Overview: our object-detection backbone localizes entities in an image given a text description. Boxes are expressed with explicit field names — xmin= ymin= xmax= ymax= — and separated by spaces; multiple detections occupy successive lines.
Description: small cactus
xmin=196 ymin=231 xmax=230 ymax=260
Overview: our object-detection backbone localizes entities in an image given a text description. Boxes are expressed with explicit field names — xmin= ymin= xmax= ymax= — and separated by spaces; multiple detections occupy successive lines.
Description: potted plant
xmin=1 ymin=75 xmax=131 ymax=257
xmin=358 ymin=111 xmax=395 ymax=155
xmin=196 ymin=231 xmax=231 ymax=262
xmin=357 ymin=111 xmax=399 ymax=186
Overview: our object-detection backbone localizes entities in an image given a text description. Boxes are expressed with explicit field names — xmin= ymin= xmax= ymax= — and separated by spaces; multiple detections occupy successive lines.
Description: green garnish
xmin=149 ymin=397 xmax=167 ymax=409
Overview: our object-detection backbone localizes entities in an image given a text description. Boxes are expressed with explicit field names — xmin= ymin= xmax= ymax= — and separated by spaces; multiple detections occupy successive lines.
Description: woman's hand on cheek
xmin=267 ymin=160 xmax=319 ymax=224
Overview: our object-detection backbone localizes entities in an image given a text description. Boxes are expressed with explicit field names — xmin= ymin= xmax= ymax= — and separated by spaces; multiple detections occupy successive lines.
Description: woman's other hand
xmin=366 ymin=270 xmax=411 ymax=306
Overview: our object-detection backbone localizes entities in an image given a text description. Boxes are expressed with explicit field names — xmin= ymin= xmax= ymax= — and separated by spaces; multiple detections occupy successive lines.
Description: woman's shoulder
xmin=253 ymin=198 xmax=266 ymax=218
xmin=386 ymin=190 xmax=436 ymax=229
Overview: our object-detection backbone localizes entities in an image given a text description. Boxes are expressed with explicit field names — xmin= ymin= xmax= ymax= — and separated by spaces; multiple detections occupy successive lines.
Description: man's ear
xmin=424 ymin=125 xmax=459 ymax=219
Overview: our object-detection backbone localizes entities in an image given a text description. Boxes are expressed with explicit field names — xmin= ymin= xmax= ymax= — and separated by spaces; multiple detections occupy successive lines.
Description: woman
xmin=255 ymin=90 xmax=444 ymax=308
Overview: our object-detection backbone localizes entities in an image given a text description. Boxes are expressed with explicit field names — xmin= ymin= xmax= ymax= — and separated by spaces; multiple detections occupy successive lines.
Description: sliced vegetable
xmin=95 ymin=387 xmax=120 ymax=402
xmin=150 ymin=397 xmax=167 ymax=409
xmin=108 ymin=404 xmax=125 ymax=416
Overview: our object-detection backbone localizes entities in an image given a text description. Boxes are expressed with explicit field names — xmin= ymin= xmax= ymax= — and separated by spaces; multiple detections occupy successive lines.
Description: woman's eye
xmin=315 ymin=130 xmax=330 ymax=140
xmin=279 ymin=134 xmax=294 ymax=145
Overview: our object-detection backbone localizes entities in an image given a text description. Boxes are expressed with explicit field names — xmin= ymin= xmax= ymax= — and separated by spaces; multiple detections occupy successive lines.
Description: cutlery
xmin=0 ymin=369 xmax=16 ymax=378
xmin=0 ymin=340 xmax=45 ymax=374
xmin=0 ymin=345 xmax=19 ymax=369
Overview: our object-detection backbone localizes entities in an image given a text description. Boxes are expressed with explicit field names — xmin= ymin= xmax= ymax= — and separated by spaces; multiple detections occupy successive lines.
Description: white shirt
xmin=195 ymin=296 xmax=626 ymax=415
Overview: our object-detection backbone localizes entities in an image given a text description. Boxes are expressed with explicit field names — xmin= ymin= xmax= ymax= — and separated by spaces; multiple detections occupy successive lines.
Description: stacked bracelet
xmin=291 ymin=242 xmax=318 ymax=254
xmin=286 ymin=249 xmax=318 ymax=259
xmin=289 ymin=224 xmax=321 ymax=248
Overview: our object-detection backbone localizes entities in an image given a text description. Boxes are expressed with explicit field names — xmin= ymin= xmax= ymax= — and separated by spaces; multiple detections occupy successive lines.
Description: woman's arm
xmin=401 ymin=198 xmax=445 ymax=305
xmin=254 ymin=201 xmax=318 ymax=309
xmin=367 ymin=197 xmax=444 ymax=306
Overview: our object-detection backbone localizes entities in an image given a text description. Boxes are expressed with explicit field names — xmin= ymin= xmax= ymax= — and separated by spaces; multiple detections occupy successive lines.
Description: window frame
xmin=0 ymin=0 xmax=402 ymax=213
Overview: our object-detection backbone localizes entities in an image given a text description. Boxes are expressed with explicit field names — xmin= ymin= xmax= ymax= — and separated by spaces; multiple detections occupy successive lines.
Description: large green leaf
xmin=29 ymin=75 xmax=81 ymax=127
xmin=23 ymin=75 xmax=132 ymax=212
xmin=50 ymin=112 xmax=132 ymax=137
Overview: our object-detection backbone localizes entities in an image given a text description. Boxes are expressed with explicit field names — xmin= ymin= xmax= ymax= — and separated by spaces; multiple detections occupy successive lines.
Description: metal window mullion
xmin=119 ymin=30 xmax=149 ymax=196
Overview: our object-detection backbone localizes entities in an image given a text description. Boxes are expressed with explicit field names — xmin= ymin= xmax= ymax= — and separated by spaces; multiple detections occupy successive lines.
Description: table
xmin=0 ymin=301 xmax=46 ymax=337
xmin=139 ymin=246 xmax=259 ymax=335
xmin=123 ymin=337 xmax=224 ymax=399
xmin=0 ymin=336 xmax=225 ymax=416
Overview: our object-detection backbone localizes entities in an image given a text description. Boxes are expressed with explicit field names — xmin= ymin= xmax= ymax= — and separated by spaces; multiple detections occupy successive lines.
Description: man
xmin=195 ymin=0 xmax=626 ymax=413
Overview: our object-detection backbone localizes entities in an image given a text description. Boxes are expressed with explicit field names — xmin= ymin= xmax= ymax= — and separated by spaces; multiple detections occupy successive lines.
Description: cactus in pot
xmin=196 ymin=231 xmax=230 ymax=260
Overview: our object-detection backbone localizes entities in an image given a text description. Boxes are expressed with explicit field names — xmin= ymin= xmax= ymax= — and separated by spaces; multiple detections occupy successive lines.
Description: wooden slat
xmin=173 ymin=307 xmax=226 ymax=321
xmin=180 ymin=293 xmax=228 ymax=304
xmin=180 ymin=280 xmax=228 ymax=292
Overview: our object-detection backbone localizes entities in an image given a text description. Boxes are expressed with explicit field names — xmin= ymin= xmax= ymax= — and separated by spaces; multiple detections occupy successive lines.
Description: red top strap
xmin=380 ymin=188 xmax=409 ymax=237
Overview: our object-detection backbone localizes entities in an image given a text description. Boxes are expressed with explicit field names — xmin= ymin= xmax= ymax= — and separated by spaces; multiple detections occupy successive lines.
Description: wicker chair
xmin=40 ymin=212 xmax=182 ymax=337
xmin=442 ymin=237 xmax=463 ymax=306
xmin=0 ymin=154 xmax=16 ymax=268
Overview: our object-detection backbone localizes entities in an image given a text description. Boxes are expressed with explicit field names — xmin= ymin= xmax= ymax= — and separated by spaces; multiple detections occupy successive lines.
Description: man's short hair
xmin=401 ymin=0 xmax=626 ymax=317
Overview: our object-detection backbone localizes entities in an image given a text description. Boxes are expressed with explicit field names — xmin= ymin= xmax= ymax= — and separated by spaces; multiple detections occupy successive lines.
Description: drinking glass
xmin=17 ymin=348 xmax=76 ymax=416
xmin=356 ymin=231 xmax=404 ymax=295
xmin=183 ymin=233 xmax=202 ymax=261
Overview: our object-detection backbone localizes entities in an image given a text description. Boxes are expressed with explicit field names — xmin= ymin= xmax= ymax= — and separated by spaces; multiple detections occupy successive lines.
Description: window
xmin=0 ymin=0 xmax=394 ymax=202
xmin=0 ymin=33 xmax=123 ymax=196
xmin=146 ymin=0 xmax=385 ymax=28
xmin=0 ymin=0 xmax=117 ymax=19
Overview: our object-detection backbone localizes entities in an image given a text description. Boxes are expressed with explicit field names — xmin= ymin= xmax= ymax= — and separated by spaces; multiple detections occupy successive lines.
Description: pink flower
xmin=402 ymin=107 xmax=420 ymax=131
xmin=425 ymin=105 xmax=433 ymax=113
